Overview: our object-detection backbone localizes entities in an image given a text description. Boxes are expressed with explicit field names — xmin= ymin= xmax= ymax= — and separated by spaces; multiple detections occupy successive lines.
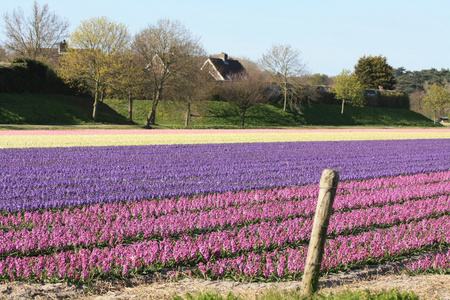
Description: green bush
xmin=377 ymin=92 xmax=409 ymax=109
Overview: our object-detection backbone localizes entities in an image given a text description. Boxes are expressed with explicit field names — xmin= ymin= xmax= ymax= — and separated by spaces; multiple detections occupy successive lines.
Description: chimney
xmin=218 ymin=52 xmax=228 ymax=62
xmin=58 ymin=40 xmax=67 ymax=55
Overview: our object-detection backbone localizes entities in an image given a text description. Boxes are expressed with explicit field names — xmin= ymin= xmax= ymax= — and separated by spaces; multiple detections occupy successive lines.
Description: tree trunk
xmin=341 ymin=100 xmax=345 ymax=114
xmin=185 ymin=99 xmax=191 ymax=127
xmin=146 ymin=105 xmax=156 ymax=127
xmin=128 ymin=91 xmax=133 ymax=123
xmin=283 ymin=83 xmax=287 ymax=112
xmin=92 ymin=82 xmax=99 ymax=121
xmin=146 ymin=89 xmax=162 ymax=127
xmin=241 ymin=108 xmax=246 ymax=127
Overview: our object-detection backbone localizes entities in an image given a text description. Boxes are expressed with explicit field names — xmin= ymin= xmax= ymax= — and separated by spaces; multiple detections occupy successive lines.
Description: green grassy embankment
xmin=0 ymin=93 xmax=129 ymax=125
xmin=103 ymin=98 xmax=441 ymax=128
xmin=0 ymin=93 xmax=440 ymax=128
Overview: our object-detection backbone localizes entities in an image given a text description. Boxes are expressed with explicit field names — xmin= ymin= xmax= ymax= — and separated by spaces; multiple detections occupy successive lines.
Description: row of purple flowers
xmin=1 ymin=139 xmax=449 ymax=212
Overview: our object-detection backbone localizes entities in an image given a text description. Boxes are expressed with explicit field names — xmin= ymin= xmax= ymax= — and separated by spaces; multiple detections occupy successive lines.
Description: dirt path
xmin=1 ymin=266 xmax=449 ymax=300
xmin=1 ymin=274 xmax=449 ymax=299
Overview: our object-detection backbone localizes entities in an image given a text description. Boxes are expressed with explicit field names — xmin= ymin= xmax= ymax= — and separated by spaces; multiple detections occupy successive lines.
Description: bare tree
xmin=0 ymin=45 xmax=6 ymax=61
xmin=3 ymin=1 xmax=69 ymax=61
xmin=219 ymin=70 xmax=271 ymax=127
xmin=409 ymin=90 xmax=427 ymax=116
xmin=133 ymin=19 xmax=205 ymax=127
xmin=259 ymin=44 xmax=307 ymax=111
xmin=106 ymin=51 xmax=148 ymax=123
xmin=235 ymin=56 xmax=262 ymax=73
xmin=287 ymin=80 xmax=322 ymax=114
xmin=166 ymin=56 xmax=214 ymax=127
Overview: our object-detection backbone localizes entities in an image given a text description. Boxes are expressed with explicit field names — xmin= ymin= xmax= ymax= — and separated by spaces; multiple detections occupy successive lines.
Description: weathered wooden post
xmin=300 ymin=169 xmax=339 ymax=295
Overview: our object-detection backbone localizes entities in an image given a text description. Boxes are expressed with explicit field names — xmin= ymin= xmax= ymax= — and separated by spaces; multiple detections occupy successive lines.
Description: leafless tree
xmin=0 ymin=45 xmax=7 ymax=61
xmin=166 ymin=56 xmax=214 ymax=127
xmin=133 ymin=19 xmax=205 ymax=127
xmin=219 ymin=70 xmax=272 ymax=127
xmin=3 ymin=1 xmax=69 ymax=61
xmin=259 ymin=44 xmax=307 ymax=111
xmin=287 ymin=80 xmax=322 ymax=114
xmin=235 ymin=56 xmax=262 ymax=73
xmin=106 ymin=52 xmax=148 ymax=123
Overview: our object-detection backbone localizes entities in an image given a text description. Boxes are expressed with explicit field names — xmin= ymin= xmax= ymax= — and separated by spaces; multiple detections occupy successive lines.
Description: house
xmin=36 ymin=40 xmax=68 ymax=62
xmin=201 ymin=53 xmax=245 ymax=81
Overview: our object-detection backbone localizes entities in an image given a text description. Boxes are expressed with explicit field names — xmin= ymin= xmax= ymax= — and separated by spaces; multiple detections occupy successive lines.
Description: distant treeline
xmin=394 ymin=68 xmax=450 ymax=94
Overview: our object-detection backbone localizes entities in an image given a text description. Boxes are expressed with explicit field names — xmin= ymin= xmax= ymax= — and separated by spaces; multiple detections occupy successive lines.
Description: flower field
xmin=0 ymin=129 xmax=449 ymax=283
xmin=0 ymin=128 xmax=448 ymax=148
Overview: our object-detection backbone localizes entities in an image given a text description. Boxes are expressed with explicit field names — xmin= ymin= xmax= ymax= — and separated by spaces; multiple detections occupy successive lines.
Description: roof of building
xmin=202 ymin=53 xmax=245 ymax=80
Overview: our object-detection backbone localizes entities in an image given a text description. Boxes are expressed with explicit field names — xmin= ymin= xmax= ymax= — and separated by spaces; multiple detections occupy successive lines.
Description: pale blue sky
xmin=1 ymin=0 xmax=449 ymax=76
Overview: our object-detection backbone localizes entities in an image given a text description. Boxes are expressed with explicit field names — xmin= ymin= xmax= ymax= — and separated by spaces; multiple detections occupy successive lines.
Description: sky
xmin=1 ymin=0 xmax=449 ymax=76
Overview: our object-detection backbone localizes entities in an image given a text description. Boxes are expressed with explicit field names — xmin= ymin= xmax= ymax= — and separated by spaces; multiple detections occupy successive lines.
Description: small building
xmin=201 ymin=53 xmax=245 ymax=81
xmin=440 ymin=117 xmax=449 ymax=123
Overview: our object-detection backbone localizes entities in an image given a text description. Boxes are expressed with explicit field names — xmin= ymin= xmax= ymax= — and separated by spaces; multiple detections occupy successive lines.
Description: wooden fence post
xmin=300 ymin=169 xmax=339 ymax=295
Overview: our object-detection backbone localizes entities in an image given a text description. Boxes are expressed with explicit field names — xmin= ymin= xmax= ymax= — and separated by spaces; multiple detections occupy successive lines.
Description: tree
xmin=58 ymin=17 xmax=129 ymax=121
xmin=0 ymin=45 xmax=6 ymax=61
xmin=332 ymin=69 xmax=366 ymax=114
xmin=287 ymin=82 xmax=321 ymax=114
xmin=219 ymin=71 xmax=271 ymax=127
xmin=3 ymin=1 xmax=69 ymax=61
xmin=235 ymin=57 xmax=261 ymax=73
xmin=422 ymin=83 xmax=450 ymax=124
xmin=106 ymin=51 xmax=147 ymax=123
xmin=166 ymin=56 xmax=214 ymax=127
xmin=133 ymin=19 xmax=204 ymax=127
xmin=307 ymin=73 xmax=330 ymax=86
xmin=354 ymin=55 xmax=396 ymax=90
xmin=394 ymin=68 xmax=450 ymax=93
xmin=259 ymin=44 xmax=307 ymax=111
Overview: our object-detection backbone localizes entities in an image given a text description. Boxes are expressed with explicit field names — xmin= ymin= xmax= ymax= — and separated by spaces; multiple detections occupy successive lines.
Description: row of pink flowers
xmin=406 ymin=249 xmax=450 ymax=273
xmin=2 ymin=170 xmax=448 ymax=230
xmin=2 ymin=170 xmax=447 ymax=230
xmin=1 ymin=212 xmax=450 ymax=282
xmin=0 ymin=171 xmax=448 ymax=282
xmin=196 ymin=215 xmax=450 ymax=280
xmin=1 ymin=191 xmax=449 ymax=259
xmin=1 ymin=172 xmax=448 ymax=258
